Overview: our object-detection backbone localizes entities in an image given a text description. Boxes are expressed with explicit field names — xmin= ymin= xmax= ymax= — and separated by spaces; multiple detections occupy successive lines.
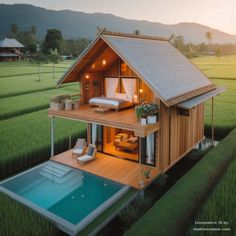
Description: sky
xmin=1 ymin=0 xmax=236 ymax=35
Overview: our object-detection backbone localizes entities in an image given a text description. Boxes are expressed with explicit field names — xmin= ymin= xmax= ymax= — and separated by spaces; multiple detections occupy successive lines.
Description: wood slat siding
xmin=159 ymin=102 xmax=204 ymax=171
xmin=81 ymin=73 xmax=102 ymax=104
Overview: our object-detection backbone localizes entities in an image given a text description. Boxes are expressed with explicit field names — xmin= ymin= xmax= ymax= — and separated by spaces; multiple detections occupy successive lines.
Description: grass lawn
xmin=192 ymin=56 xmax=236 ymax=138
xmin=188 ymin=157 xmax=236 ymax=235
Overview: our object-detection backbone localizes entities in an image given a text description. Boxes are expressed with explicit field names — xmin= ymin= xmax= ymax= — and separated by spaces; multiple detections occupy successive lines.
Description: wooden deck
xmin=51 ymin=150 xmax=160 ymax=190
xmin=48 ymin=105 xmax=159 ymax=137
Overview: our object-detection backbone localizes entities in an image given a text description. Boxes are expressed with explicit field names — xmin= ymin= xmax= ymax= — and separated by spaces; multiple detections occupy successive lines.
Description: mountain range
xmin=0 ymin=4 xmax=236 ymax=44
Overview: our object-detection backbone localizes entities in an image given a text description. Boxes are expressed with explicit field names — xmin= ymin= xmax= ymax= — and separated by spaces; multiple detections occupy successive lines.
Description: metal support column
xmin=51 ymin=116 xmax=54 ymax=157
xmin=211 ymin=97 xmax=214 ymax=147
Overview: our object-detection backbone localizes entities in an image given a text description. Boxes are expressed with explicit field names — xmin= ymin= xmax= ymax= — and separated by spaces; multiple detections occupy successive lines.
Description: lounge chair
xmin=77 ymin=144 xmax=97 ymax=163
xmin=72 ymin=138 xmax=86 ymax=157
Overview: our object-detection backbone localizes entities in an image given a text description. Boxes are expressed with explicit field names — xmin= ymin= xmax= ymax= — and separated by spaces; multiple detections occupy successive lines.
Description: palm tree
xmin=205 ymin=31 xmax=213 ymax=54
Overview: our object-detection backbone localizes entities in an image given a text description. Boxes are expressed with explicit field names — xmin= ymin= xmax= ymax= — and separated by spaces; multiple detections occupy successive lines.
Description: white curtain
xmin=91 ymin=123 xmax=97 ymax=145
xmin=122 ymin=78 xmax=137 ymax=101
xmin=105 ymin=77 xmax=118 ymax=97
xmin=146 ymin=133 xmax=155 ymax=164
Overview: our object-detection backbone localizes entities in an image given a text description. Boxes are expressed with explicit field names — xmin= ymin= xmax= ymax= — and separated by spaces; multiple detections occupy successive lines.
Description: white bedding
xmin=89 ymin=97 xmax=121 ymax=107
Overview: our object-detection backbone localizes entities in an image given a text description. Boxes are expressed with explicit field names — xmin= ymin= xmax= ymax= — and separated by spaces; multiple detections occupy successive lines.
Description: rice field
xmin=0 ymin=83 xmax=79 ymax=120
xmin=0 ymin=60 xmax=86 ymax=179
xmin=0 ymin=192 xmax=58 ymax=236
xmin=0 ymin=61 xmax=74 ymax=98
xmin=0 ymin=109 xmax=87 ymax=178
xmin=192 ymin=56 xmax=236 ymax=138
xmin=189 ymin=157 xmax=236 ymax=235
xmin=0 ymin=56 xmax=235 ymax=235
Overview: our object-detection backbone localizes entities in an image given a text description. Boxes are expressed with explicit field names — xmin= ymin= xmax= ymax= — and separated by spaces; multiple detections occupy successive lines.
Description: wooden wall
xmin=81 ymin=73 xmax=103 ymax=104
xmin=159 ymin=102 xmax=204 ymax=171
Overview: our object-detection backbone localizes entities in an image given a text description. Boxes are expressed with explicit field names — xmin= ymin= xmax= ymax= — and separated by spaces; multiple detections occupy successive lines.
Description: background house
xmin=0 ymin=38 xmax=24 ymax=62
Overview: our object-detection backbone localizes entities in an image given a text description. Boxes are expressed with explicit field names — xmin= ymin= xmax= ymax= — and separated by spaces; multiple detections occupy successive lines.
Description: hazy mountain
xmin=0 ymin=4 xmax=236 ymax=44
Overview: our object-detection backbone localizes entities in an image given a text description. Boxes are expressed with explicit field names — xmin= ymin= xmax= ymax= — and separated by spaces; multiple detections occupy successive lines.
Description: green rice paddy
xmin=189 ymin=156 xmax=236 ymax=235
xmin=192 ymin=56 xmax=236 ymax=138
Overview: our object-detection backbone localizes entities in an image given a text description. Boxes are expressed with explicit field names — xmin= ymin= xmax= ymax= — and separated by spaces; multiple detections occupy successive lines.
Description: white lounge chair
xmin=77 ymin=144 xmax=97 ymax=163
xmin=72 ymin=138 xmax=86 ymax=157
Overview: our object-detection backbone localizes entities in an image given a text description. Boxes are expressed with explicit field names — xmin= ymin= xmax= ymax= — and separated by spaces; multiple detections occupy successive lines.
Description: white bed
xmin=89 ymin=93 xmax=133 ymax=111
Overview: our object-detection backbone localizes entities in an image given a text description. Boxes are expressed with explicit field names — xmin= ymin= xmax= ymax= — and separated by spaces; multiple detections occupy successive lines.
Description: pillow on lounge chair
xmin=87 ymin=145 xmax=95 ymax=156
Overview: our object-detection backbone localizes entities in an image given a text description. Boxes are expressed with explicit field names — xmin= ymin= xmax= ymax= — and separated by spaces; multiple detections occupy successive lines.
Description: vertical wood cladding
xmin=159 ymin=102 xmax=204 ymax=171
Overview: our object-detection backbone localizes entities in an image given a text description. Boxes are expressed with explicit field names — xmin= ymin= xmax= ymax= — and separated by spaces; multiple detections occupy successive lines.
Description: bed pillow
xmin=116 ymin=133 xmax=129 ymax=141
xmin=127 ymin=136 xmax=138 ymax=144
xmin=114 ymin=92 xmax=130 ymax=101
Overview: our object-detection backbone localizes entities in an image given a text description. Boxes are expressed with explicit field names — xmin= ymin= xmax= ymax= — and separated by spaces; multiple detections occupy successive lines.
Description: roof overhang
xmin=176 ymin=87 xmax=226 ymax=109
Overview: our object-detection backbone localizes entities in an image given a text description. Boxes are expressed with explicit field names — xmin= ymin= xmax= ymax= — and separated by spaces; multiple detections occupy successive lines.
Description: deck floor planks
xmin=48 ymin=105 xmax=159 ymax=137
xmin=51 ymin=150 xmax=160 ymax=190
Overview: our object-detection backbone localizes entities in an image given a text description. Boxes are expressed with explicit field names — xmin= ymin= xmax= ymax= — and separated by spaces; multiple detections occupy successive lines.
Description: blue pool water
xmin=0 ymin=161 xmax=128 ymax=234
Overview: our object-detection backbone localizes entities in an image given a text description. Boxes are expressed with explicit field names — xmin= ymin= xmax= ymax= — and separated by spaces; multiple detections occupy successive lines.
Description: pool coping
xmin=0 ymin=161 xmax=130 ymax=236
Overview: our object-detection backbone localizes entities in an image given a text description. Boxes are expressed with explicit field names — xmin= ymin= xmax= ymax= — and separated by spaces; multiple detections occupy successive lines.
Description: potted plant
xmin=146 ymin=103 xmax=159 ymax=124
xmin=143 ymin=166 xmax=151 ymax=179
xmin=50 ymin=94 xmax=69 ymax=110
xmin=65 ymin=99 xmax=72 ymax=110
xmin=135 ymin=105 xmax=147 ymax=125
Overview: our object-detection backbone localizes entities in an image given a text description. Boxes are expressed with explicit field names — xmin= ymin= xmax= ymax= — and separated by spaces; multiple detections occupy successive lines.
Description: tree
xmin=62 ymin=38 xmax=90 ymax=57
xmin=10 ymin=23 xmax=19 ymax=38
xmin=49 ymin=48 xmax=60 ymax=79
xmin=33 ymin=52 xmax=46 ymax=82
xmin=172 ymin=35 xmax=185 ymax=52
xmin=205 ymin=31 xmax=213 ymax=54
xmin=133 ymin=29 xmax=141 ymax=35
xmin=42 ymin=29 xmax=64 ymax=54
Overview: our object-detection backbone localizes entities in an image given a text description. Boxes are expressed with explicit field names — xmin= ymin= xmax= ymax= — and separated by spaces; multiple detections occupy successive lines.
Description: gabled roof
xmin=57 ymin=31 xmax=215 ymax=106
xmin=0 ymin=38 xmax=24 ymax=48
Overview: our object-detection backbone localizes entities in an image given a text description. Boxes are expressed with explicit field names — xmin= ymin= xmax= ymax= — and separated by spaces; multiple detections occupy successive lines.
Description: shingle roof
xmin=57 ymin=32 xmax=215 ymax=106
xmin=0 ymin=38 xmax=24 ymax=48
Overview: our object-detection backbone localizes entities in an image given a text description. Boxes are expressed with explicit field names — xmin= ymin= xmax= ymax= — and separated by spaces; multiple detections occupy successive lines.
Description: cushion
xmin=113 ymin=138 xmax=121 ymax=145
xmin=114 ymin=92 xmax=130 ymax=101
xmin=78 ymin=155 xmax=94 ymax=162
xmin=73 ymin=148 xmax=84 ymax=154
xmin=87 ymin=146 xmax=95 ymax=156
xmin=127 ymin=136 xmax=138 ymax=144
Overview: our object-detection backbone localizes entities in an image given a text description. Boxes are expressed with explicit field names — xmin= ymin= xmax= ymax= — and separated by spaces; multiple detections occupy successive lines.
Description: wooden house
xmin=49 ymin=31 xmax=224 ymax=189
xmin=0 ymin=38 xmax=24 ymax=62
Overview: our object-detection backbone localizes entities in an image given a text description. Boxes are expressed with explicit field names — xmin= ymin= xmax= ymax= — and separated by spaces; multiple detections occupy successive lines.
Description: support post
xmin=51 ymin=116 xmax=54 ymax=157
xmin=211 ymin=97 xmax=214 ymax=147
xmin=138 ymin=138 xmax=144 ymax=187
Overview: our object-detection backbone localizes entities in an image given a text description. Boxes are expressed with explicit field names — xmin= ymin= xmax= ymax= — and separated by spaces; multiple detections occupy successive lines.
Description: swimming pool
xmin=0 ymin=161 xmax=129 ymax=235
